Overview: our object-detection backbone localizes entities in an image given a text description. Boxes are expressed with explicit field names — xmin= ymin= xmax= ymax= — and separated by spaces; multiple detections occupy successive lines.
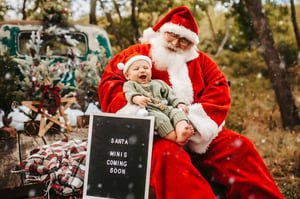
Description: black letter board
xmin=83 ymin=112 xmax=154 ymax=199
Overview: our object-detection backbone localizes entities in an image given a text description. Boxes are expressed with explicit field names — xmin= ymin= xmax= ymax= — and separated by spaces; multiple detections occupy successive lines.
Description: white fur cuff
xmin=187 ymin=103 xmax=223 ymax=154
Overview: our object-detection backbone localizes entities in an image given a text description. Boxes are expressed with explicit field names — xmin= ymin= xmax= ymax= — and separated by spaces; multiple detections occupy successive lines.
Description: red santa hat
xmin=141 ymin=6 xmax=199 ymax=44
xmin=117 ymin=54 xmax=152 ymax=73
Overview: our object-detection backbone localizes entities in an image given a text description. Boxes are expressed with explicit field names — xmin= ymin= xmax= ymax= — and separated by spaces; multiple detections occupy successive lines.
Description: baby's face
xmin=125 ymin=60 xmax=152 ymax=84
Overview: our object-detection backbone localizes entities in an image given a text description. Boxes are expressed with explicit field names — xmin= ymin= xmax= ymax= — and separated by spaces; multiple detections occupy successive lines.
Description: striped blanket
xmin=14 ymin=137 xmax=87 ymax=197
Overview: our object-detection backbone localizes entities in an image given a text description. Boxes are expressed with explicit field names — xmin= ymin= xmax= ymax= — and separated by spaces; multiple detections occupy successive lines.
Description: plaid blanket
xmin=14 ymin=137 xmax=87 ymax=198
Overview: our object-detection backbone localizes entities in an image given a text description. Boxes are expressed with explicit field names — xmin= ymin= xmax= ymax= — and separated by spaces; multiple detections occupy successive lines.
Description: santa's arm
xmin=98 ymin=52 xmax=128 ymax=113
xmin=196 ymin=53 xmax=231 ymax=124
xmin=187 ymin=52 xmax=231 ymax=154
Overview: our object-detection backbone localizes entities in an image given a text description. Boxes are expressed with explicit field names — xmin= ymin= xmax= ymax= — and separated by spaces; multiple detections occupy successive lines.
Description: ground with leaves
xmin=221 ymin=56 xmax=300 ymax=199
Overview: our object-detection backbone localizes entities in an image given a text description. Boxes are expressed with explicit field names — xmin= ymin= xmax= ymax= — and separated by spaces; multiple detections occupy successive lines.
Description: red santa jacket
xmin=99 ymin=43 xmax=231 ymax=154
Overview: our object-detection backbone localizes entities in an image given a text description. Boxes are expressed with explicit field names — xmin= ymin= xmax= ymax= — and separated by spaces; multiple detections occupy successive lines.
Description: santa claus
xmin=99 ymin=6 xmax=284 ymax=199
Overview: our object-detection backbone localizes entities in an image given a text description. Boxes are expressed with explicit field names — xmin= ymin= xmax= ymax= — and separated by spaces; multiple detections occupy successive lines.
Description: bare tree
xmin=214 ymin=17 xmax=232 ymax=57
xmin=90 ymin=0 xmax=97 ymax=24
xmin=112 ymin=0 xmax=122 ymax=21
xmin=290 ymin=0 xmax=300 ymax=50
xmin=22 ymin=0 xmax=27 ymax=20
xmin=131 ymin=0 xmax=140 ymax=43
xmin=244 ymin=0 xmax=299 ymax=129
xmin=99 ymin=0 xmax=124 ymax=49
xmin=196 ymin=1 xmax=217 ymax=41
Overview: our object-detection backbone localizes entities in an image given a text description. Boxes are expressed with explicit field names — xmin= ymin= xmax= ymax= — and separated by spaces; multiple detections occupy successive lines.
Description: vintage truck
xmin=0 ymin=20 xmax=112 ymax=86
xmin=0 ymin=20 xmax=112 ymax=130
xmin=0 ymin=20 xmax=112 ymax=64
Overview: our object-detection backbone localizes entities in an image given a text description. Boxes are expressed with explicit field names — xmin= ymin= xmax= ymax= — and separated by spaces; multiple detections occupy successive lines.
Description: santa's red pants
xmin=150 ymin=127 xmax=284 ymax=199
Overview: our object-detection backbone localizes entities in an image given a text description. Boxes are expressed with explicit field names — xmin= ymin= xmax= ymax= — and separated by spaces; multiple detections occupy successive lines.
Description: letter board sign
xmin=83 ymin=113 xmax=154 ymax=199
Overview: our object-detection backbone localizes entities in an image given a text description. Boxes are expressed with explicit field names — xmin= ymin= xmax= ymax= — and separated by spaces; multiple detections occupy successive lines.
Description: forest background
xmin=0 ymin=0 xmax=299 ymax=198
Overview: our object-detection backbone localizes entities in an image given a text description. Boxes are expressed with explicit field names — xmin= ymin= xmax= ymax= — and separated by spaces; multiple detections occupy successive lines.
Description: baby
xmin=118 ymin=54 xmax=194 ymax=146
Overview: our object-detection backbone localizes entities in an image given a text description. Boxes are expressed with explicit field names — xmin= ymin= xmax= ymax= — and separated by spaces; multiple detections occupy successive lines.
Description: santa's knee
xmin=152 ymin=137 xmax=189 ymax=162
xmin=223 ymin=134 xmax=259 ymax=161
xmin=224 ymin=133 xmax=254 ymax=149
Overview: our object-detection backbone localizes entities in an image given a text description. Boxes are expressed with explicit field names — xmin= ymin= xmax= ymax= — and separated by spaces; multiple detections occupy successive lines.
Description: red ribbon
xmin=38 ymin=85 xmax=61 ymax=114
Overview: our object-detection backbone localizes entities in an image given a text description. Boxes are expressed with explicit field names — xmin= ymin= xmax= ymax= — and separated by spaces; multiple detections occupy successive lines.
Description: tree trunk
xmin=131 ymin=0 xmax=140 ymax=43
xmin=214 ymin=17 xmax=232 ymax=57
xmin=244 ymin=0 xmax=299 ymax=129
xmin=22 ymin=0 xmax=27 ymax=20
xmin=90 ymin=0 xmax=97 ymax=24
xmin=112 ymin=0 xmax=122 ymax=20
xmin=290 ymin=0 xmax=300 ymax=50
xmin=99 ymin=0 xmax=124 ymax=49
xmin=205 ymin=9 xmax=216 ymax=42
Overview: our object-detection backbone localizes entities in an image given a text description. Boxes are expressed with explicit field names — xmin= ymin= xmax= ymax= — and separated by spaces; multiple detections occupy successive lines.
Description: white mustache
xmin=165 ymin=42 xmax=183 ymax=53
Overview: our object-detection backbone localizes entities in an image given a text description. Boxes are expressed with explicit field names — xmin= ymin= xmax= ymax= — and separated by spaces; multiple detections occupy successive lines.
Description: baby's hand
xmin=132 ymin=95 xmax=151 ymax=108
xmin=177 ymin=103 xmax=189 ymax=114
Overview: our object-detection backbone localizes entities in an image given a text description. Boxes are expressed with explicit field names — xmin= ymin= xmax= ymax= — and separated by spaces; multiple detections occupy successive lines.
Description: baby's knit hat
xmin=117 ymin=54 xmax=152 ymax=73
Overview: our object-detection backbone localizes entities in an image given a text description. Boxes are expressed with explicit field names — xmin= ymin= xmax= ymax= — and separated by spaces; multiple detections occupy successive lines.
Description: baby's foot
xmin=175 ymin=121 xmax=194 ymax=145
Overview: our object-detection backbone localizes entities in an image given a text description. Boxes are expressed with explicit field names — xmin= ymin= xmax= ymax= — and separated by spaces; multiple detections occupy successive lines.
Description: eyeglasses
xmin=165 ymin=32 xmax=192 ymax=47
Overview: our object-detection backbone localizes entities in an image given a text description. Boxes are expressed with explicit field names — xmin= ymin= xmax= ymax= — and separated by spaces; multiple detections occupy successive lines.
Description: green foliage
xmin=277 ymin=40 xmax=298 ymax=67
xmin=227 ymin=16 xmax=257 ymax=52
xmin=214 ymin=49 xmax=267 ymax=77
xmin=229 ymin=0 xmax=256 ymax=51
xmin=137 ymin=0 xmax=178 ymax=21
xmin=189 ymin=1 xmax=206 ymax=20
xmin=74 ymin=50 xmax=109 ymax=111
xmin=106 ymin=16 xmax=134 ymax=48
xmin=100 ymin=0 xmax=182 ymax=51
xmin=0 ymin=49 xmax=18 ymax=116
xmin=0 ymin=2 xmax=10 ymax=21
xmin=262 ymin=2 xmax=299 ymax=67
xmin=25 ymin=0 xmax=71 ymax=23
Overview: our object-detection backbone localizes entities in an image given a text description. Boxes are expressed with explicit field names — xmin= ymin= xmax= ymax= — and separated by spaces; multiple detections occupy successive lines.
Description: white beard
xmin=149 ymin=34 xmax=195 ymax=105
xmin=150 ymin=34 xmax=192 ymax=71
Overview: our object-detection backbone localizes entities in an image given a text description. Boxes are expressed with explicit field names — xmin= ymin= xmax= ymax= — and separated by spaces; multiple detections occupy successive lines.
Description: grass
xmin=221 ymin=63 xmax=300 ymax=198
xmin=242 ymin=122 xmax=299 ymax=198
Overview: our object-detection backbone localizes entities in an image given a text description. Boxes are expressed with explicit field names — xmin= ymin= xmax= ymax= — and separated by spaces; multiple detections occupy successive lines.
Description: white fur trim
xmin=187 ymin=103 xmax=224 ymax=154
xmin=188 ymin=45 xmax=199 ymax=61
xmin=118 ymin=55 xmax=152 ymax=73
xmin=117 ymin=63 xmax=125 ymax=70
xmin=139 ymin=28 xmax=160 ymax=44
xmin=167 ymin=62 xmax=194 ymax=105
xmin=116 ymin=103 xmax=148 ymax=116
xmin=160 ymin=23 xmax=199 ymax=44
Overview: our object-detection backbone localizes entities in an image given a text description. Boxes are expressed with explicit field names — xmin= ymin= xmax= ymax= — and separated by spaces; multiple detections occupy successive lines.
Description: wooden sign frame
xmin=83 ymin=112 xmax=154 ymax=199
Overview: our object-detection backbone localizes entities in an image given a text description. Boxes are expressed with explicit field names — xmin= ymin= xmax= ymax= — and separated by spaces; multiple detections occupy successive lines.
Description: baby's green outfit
xmin=124 ymin=79 xmax=188 ymax=137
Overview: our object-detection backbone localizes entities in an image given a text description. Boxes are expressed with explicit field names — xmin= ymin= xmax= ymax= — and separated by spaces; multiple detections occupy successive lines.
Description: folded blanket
xmin=14 ymin=137 xmax=87 ymax=197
